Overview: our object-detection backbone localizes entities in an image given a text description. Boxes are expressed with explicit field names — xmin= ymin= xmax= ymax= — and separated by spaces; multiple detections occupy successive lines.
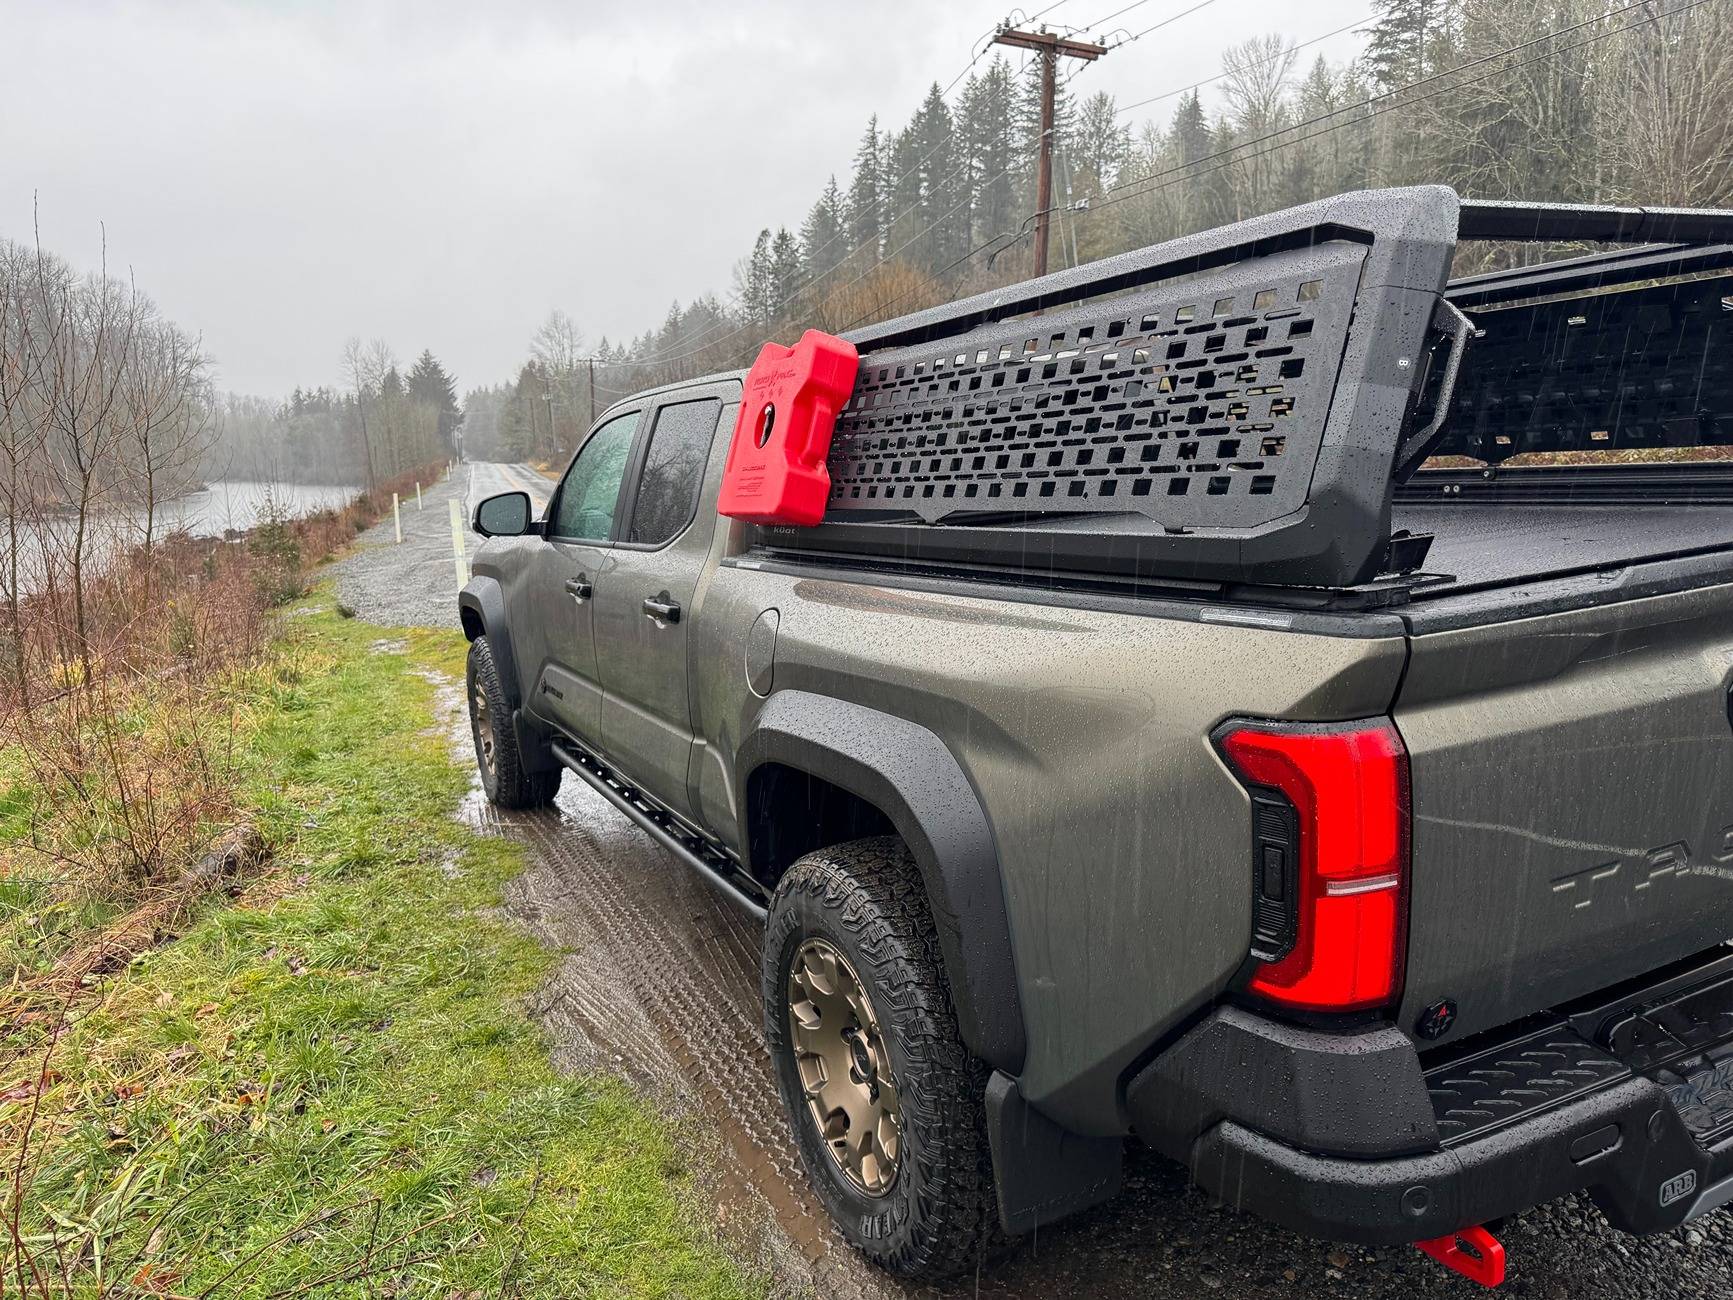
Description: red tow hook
xmin=1416 ymin=1225 xmax=1506 ymax=1287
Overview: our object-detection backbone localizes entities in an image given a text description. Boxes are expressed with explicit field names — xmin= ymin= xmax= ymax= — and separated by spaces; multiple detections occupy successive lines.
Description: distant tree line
xmin=464 ymin=0 xmax=1731 ymax=464
xmin=216 ymin=344 xmax=459 ymax=488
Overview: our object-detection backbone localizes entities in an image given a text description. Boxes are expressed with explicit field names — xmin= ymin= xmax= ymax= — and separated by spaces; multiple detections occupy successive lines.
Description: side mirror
xmin=473 ymin=490 xmax=532 ymax=537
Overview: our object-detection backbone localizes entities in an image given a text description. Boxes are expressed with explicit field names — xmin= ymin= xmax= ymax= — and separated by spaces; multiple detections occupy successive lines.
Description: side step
xmin=549 ymin=740 xmax=770 ymax=922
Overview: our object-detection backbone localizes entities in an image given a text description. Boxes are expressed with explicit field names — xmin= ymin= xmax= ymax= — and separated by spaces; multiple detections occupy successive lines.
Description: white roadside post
xmin=393 ymin=492 xmax=402 ymax=543
xmin=416 ymin=481 xmax=423 ymax=510
xmin=448 ymin=497 xmax=468 ymax=589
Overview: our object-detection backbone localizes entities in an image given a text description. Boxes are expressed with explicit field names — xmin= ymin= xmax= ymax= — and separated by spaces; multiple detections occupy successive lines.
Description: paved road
xmin=330 ymin=462 xmax=1733 ymax=1300
xmin=468 ymin=460 xmax=555 ymax=516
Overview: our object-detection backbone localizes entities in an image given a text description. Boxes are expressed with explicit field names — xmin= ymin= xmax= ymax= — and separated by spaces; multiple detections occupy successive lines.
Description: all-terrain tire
xmin=763 ymin=835 xmax=1001 ymax=1280
xmin=466 ymin=635 xmax=560 ymax=810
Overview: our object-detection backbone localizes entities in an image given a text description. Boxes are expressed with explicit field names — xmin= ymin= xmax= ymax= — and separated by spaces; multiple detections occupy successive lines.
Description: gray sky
xmin=0 ymin=0 xmax=1371 ymax=399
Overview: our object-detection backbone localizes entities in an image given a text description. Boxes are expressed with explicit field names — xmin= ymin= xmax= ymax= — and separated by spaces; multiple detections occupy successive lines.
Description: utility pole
xmin=992 ymin=24 xmax=1105 ymax=278
xmin=587 ymin=357 xmax=596 ymax=428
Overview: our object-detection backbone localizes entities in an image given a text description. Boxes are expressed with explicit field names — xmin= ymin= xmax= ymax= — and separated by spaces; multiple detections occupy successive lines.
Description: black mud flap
xmin=984 ymin=1071 xmax=1124 ymax=1236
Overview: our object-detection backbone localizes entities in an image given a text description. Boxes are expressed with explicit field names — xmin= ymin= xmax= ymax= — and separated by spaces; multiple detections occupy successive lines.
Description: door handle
xmin=642 ymin=594 xmax=681 ymax=624
xmin=564 ymin=574 xmax=592 ymax=603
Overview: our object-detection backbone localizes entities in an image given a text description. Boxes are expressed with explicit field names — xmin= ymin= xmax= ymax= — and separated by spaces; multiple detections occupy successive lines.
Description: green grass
xmin=6 ymin=593 xmax=763 ymax=1299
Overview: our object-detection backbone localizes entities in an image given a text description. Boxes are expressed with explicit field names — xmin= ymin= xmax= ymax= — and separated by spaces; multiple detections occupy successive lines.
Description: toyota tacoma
xmin=459 ymin=186 xmax=1733 ymax=1283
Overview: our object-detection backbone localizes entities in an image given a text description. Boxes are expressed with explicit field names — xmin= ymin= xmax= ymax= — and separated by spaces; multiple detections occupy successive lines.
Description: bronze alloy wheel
xmin=787 ymin=936 xmax=903 ymax=1196
xmin=470 ymin=676 xmax=497 ymax=777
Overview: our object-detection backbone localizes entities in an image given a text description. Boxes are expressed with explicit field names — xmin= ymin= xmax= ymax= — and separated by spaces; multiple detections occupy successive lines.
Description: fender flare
xmin=458 ymin=576 xmax=523 ymax=710
xmin=738 ymin=690 xmax=1026 ymax=1073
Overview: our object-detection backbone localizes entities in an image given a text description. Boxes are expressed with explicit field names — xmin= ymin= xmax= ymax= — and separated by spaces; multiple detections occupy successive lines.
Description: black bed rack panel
xmin=1429 ymin=256 xmax=1733 ymax=464
xmin=825 ymin=242 xmax=1364 ymax=530
xmin=755 ymin=186 xmax=1463 ymax=589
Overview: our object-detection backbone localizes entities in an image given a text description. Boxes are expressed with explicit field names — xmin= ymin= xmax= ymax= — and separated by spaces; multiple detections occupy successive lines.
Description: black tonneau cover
xmin=1395 ymin=501 xmax=1733 ymax=595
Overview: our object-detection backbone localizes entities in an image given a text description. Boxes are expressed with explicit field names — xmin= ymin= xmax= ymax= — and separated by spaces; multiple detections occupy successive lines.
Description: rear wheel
xmin=763 ymin=836 xmax=1000 ymax=1280
xmin=466 ymin=635 xmax=559 ymax=809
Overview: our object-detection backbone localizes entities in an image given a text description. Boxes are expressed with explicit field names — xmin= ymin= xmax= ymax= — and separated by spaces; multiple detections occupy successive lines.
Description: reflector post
xmin=1216 ymin=719 xmax=1410 ymax=1012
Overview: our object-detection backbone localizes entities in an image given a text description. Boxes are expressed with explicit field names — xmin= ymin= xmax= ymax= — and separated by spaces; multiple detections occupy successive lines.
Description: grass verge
xmin=2 ymin=592 xmax=761 ymax=1299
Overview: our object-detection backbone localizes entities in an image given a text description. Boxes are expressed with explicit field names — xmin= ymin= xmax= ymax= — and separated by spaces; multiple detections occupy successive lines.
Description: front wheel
xmin=762 ymin=836 xmax=1000 ymax=1280
xmin=466 ymin=635 xmax=559 ymax=809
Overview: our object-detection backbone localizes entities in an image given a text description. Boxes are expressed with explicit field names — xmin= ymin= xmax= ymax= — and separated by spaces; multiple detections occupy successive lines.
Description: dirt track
xmin=334 ymin=462 xmax=1733 ymax=1300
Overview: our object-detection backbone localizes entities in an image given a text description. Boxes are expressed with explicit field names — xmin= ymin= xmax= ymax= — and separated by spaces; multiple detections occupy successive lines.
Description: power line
xmin=1025 ymin=0 xmax=1077 ymax=21
xmin=1113 ymin=13 xmax=1372 ymax=118
xmin=1060 ymin=0 xmax=1220 ymax=89
xmin=1076 ymin=0 xmax=1155 ymax=32
xmin=1115 ymin=0 xmax=1220 ymax=47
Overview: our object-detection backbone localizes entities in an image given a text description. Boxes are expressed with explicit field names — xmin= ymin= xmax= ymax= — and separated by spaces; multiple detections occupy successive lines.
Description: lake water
xmin=5 ymin=480 xmax=364 ymax=594
xmin=148 ymin=480 xmax=362 ymax=538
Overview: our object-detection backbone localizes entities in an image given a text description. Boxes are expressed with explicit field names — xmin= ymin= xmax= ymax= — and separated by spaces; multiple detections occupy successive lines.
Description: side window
xmin=551 ymin=411 xmax=639 ymax=541
xmin=626 ymin=398 xmax=723 ymax=546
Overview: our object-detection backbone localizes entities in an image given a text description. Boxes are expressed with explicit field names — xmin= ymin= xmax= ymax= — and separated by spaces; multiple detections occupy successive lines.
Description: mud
xmin=342 ymin=461 xmax=1733 ymax=1300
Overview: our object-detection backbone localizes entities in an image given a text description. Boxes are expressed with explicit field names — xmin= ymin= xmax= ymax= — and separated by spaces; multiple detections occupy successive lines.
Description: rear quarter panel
xmin=693 ymin=566 xmax=1407 ymax=1132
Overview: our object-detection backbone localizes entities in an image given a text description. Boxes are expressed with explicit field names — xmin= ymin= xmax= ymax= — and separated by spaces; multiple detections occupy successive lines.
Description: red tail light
xmin=1216 ymin=719 xmax=1410 ymax=1013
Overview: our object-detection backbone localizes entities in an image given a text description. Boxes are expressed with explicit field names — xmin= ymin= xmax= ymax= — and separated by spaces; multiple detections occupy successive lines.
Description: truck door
xmin=592 ymin=393 xmax=728 ymax=820
xmin=521 ymin=409 xmax=640 ymax=745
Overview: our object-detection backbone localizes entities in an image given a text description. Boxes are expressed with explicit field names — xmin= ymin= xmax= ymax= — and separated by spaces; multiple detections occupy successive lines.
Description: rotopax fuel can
xmin=717 ymin=329 xmax=858 ymax=527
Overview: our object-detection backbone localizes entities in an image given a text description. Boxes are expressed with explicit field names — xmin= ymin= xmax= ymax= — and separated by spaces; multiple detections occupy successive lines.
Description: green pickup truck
xmin=459 ymin=186 xmax=1733 ymax=1281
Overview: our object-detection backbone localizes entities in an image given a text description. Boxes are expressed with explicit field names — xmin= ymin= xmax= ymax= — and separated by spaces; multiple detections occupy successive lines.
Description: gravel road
xmin=328 ymin=462 xmax=1733 ymax=1299
xmin=326 ymin=463 xmax=551 ymax=628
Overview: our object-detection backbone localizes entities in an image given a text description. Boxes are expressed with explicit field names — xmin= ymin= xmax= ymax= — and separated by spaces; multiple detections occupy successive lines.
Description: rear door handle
xmin=564 ymin=575 xmax=592 ymax=603
xmin=642 ymin=594 xmax=681 ymax=624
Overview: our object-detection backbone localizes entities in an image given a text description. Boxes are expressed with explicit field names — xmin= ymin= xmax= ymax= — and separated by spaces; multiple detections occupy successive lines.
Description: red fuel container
xmin=717 ymin=329 xmax=859 ymax=527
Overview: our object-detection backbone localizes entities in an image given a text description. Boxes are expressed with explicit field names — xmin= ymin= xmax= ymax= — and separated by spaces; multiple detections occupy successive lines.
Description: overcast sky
xmin=1 ymin=0 xmax=1372 ymax=399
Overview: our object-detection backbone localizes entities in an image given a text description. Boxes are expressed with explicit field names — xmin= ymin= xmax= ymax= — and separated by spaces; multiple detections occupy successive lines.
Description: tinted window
xmin=551 ymin=411 xmax=638 ymax=540
xmin=627 ymin=398 xmax=721 ymax=545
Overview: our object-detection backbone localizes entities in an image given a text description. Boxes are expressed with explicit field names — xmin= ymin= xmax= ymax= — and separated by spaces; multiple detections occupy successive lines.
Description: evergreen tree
xmin=882 ymin=124 xmax=926 ymax=265
xmin=800 ymin=175 xmax=847 ymax=282
xmin=959 ymin=58 xmax=1019 ymax=249
xmin=770 ymin=227 xmax=802 ymax=313
xmin=406 ymin=349 xmax=460 ymax=450
xmin=739 ymin=229 xmax=776 ymax=324
xmin=1168 ymin=91 xmax=1222 ymax=233
xmin=1362 ymin=0 xmax=1439 ymax=90
xmin=1062 ymin=91 xmax=1132 ymax=264
xmin=845 ymin=116 xmax=884 ymax=263
xmin=910 ymin=83 xmax=963 ymax=272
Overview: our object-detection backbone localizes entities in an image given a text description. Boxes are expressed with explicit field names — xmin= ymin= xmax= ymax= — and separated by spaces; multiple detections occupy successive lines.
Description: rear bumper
xmin=1126 ymin=956 xmax=1733 ymax=1245
xmin=1192 ymin=1076 xmax=1733 ymax=1244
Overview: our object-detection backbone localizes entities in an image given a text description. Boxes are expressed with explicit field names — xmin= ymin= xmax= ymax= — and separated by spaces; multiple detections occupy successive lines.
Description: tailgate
xmin=1395 ymin=579 xmax=1733 ymax=1045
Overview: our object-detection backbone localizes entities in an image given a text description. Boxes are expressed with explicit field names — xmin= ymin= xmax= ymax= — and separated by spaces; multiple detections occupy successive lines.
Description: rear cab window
xmin=626 ymin=398 xmax=723 ymax=546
